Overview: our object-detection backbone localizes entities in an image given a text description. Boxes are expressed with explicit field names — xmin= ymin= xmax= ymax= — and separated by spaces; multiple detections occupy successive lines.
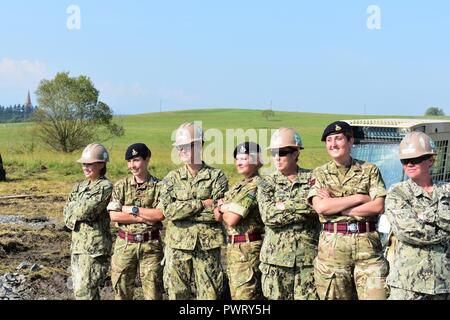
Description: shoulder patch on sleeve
xmin=246 ymin=188 xmax=257 ymax=201
xmin=258 ymin=177 xmax=272 ymax=191
xmin=150 ymin=176 xmax=161 ymax=184
xmin=160 ymin=177 xmax=174 ymax=191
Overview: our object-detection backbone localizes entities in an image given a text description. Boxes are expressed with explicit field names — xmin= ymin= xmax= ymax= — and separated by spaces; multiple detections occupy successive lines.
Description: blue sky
xmin=0 ymin=1 xmax=449 ymax=115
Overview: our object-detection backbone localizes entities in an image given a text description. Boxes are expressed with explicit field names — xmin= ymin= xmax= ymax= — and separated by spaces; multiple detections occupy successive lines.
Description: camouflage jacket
xmin=63 ymin=177 xmax=113 ymax=256
xmin=157 ymin=163 xmax=228 ymax=250
xmin=257 ymin=168 xmax=320 ymax=268
xmin=307 ymin=158 xmax=387 ymax=223
xmin=107 ymin=175 xmax=162 ymax=233
xmin=385 ymin=179 xmax=450 ymax=294
xmin=221 ymin=175 xmax=264 ymax=236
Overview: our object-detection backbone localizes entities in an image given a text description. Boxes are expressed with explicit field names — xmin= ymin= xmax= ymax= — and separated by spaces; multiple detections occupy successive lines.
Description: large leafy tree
xmin=34 ymin=72 xmax=124 ymax=152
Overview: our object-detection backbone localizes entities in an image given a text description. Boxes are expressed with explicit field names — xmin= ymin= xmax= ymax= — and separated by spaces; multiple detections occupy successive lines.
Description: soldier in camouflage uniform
xmin=307 ymin=121 xmax=388 ymax=300
xmin=107 ymin=143 xmax=165 ymax=300
xmin=214 ymin=142 xmax=264 ymax=300
xmin=257 ymin=128 xmax=320 ymax=300
xmin=158 ymin=122 xmax=228 ymax=300
xmin=63 ymin=143 xmax=113 ymax=300
xmin=386 ymin=132 xmax=450 ymax=300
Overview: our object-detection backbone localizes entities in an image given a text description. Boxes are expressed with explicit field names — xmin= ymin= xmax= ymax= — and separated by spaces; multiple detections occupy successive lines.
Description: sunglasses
xmin=82 ymin=163 xmax=100 ymax=167
xmin=400 ymin=155 xmax=431 ymax=165
xmin=175 ymin=143 xmax=195 ymax=152
xmin=271 ymin=149 xmax=295 ymax=157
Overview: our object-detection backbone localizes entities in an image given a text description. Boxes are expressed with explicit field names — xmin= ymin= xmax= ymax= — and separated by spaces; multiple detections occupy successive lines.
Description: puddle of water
xmin=0 ymin=215 xmax=23 ymax=224
xmin=0 ymin=215 xmax=52 ymax=229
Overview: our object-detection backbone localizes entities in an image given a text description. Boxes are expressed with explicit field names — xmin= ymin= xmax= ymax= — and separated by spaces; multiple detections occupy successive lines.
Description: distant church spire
xmin=25 ymin=90 xmax=33 ymax=109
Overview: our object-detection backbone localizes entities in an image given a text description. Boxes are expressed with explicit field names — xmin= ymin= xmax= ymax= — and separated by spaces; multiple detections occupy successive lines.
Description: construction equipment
xmin=342 ymin=119 xmax=450 ymax=239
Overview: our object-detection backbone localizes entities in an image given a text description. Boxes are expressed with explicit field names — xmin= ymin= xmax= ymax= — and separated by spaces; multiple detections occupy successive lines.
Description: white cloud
xmin=0 ymin=58 xmax=47 ymax=87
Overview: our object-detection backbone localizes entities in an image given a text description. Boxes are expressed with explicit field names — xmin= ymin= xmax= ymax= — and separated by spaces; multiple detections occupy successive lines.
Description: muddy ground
xmin=0 ymin=193 xmax=148 ymax=300
xmin=0 ymin=192 xmax=228 ymax=300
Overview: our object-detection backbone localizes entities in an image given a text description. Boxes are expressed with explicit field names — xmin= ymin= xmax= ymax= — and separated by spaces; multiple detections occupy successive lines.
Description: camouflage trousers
xmin=111 ymin=237 xmax=164 ymax=300
xmin=259 ymin=262 xmax=318 ymax=300
xmin=163 ymin=246 xmax=224 ymax=300
xmin=388 ymin=287 xmax=450 ymax=300
xmin=226 ymin=241 xmax=263 ymax=300
xmin=314 ymin=231 xmax=389 ymax=300
xmin=71 ymin=254 xmax=109 ymax=300
xmin=384 ymin=233 xmax=398 ymax=270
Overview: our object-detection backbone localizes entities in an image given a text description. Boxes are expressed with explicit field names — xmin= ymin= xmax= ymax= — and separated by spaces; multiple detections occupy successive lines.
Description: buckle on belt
xmin=134 ymin=233 xmax=144 ymax=242
xmin=347 ymin=222 xmax=359 ymax=233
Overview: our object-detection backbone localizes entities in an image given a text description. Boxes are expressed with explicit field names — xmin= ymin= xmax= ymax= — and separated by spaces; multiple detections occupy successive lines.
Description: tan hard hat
xmin=399 ymin=131 xmax=437 ymax=160
xmin=173 ymin=122 xmax=204 ymax=146
xmin=77 ymin=143 xmax=109 ymax=163
xmin=268 ymin=128 xmax=304 ymax=150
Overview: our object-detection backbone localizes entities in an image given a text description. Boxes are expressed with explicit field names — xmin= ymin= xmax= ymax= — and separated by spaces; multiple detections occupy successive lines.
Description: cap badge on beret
xmin=335 ymin=125 xmax=342 ymax=131
xmin=132 ymin=149 xmax=138 ymax=156
xmin=240 ymin=145 xmax=247 ymax=154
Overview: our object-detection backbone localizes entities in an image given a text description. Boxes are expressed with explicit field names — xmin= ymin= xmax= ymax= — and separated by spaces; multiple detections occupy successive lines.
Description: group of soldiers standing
xmin=63 ymin=121 xmax=450 ymax=300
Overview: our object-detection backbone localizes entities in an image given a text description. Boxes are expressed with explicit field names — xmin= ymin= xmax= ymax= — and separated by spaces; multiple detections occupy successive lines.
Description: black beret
xmin=125 ymin=143 xmax=151 ymax=160
xmin=321 ymin=121 xmax=353 ymax=141
xmin=233 ymin=142 xmax=261 ymax=159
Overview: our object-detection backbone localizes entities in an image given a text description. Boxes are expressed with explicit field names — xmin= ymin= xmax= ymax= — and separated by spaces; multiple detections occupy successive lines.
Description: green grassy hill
xmin=0 ymin=108 xmax=443 ymax=185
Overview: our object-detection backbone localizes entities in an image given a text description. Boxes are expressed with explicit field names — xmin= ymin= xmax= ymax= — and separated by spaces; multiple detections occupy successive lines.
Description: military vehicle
xmin=342 ymin=119 xmax=450 ymax=240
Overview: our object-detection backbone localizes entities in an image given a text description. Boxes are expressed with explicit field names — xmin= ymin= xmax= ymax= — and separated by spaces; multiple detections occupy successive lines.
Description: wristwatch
xmin=131 ymin=206 xmax=140 ymax=217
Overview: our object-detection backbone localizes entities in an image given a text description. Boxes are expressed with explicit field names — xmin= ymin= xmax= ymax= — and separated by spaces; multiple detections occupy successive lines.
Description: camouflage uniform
xmin=158 ymin=163 xmax=228 ymax=300
xmin=222 ymin=175 xmax=264 ymax=300
xmin=385 ymin=179 xmax=450 ymax=300
xmin=307 ymin=159 xmax=389 ymax=300
xmin=107 ymin=175 xmax=164 ymax=300
xmin=257 ymin=168 xmax=320 ymax=300
xmin=63 ymin=177 xmax=113 ymax=300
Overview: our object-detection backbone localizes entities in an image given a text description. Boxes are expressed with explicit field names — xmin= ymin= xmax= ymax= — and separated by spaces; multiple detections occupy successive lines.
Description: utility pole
xmin=160 ymin=99 xmax=162 ymax=113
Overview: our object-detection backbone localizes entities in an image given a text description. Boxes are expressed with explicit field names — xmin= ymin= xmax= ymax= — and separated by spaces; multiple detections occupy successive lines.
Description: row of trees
xmin=0 ymin=105 xmax=36 ymax=123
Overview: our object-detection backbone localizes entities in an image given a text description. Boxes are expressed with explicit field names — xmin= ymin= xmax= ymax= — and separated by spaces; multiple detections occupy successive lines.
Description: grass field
xmin=0 ymin=108 xmax=446 ymax=299
xmin=0 ymin=108 xmax=442 ymax=201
